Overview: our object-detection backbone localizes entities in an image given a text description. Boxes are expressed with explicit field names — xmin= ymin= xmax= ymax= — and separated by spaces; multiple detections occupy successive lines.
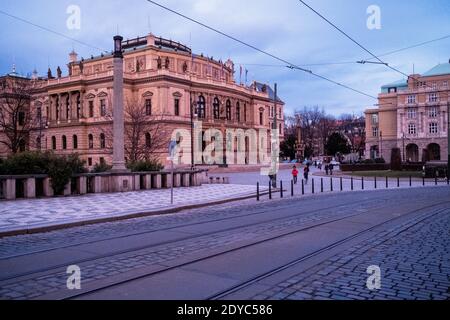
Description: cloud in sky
xmin=1 ymin=0 xmax=449 ymax=116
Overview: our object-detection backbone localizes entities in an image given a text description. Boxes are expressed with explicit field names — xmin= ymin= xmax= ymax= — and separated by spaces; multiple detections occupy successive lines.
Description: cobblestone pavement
xmin=0 ymin=192 xmax=399 ymax=299
xmin=0 ymin=184 xmax=262 ymax=233
xmin=251 ymin=206 xmax=450 ymax=300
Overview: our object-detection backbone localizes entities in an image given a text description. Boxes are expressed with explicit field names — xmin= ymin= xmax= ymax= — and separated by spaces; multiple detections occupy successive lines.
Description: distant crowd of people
xmin=291 ymin=161 xmax=335 ymax=185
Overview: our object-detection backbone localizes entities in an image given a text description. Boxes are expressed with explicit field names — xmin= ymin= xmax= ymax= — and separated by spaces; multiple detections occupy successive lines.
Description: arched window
xmin=62 ymin=135 xmax=67 ymax=150
xmin=145 ymin=132 xmax=151 ymax=148
xmin=226 ymin=100 xmax=232 ymax=121
xmin=73 ymin=135 xmax=78 ymax=149
xmin=236 ymin=102 xmax=241 ymax=122
xmin=100 ymin=133 xmax=106 ymax=149
xmin=88 ymin=134 xmax=94 ymax=149
xmin=197 ymin=95 xmax=206 ymax=119
xmin=213 ymin=97 xmax=220 ymax=119
xmin=145 ymin=99 xmax=152 ymax=116
xmin=52 ymin=136 xmax=57 ymax=150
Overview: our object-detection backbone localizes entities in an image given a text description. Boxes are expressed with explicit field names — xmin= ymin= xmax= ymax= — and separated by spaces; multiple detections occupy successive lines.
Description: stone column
xmin=5 ymin=179 xmax=16 ymax=200
xmin=77 ymin=176 xmax=87 ymax=194
xmin=111 ymin=35 xmax=127 ymax=172
xmin=24 ymin=178 xmax=36 ymax=198
xmin=43 ymin=178 xmax=54 ymax=197
xmin=183 ymin=173 xmax=190 ymax=187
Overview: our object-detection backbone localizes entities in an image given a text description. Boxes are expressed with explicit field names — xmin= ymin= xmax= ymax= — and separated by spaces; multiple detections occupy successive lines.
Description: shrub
xmin=92 ymin=162 xmax=112 ymax=173
xmin=127 ymin=160 xmax=163 ymax=172
xmin=390 ymin=148 xmax=402 ymax=171
xmin=374 ymin=157 xmax=386 ymax=164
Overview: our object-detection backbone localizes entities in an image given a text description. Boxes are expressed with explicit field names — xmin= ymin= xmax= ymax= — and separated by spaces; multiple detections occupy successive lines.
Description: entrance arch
xmin=427 ymin=143 xmax=441 ymax=161
xmin=405 ymin=144 xmax=419 ymax=162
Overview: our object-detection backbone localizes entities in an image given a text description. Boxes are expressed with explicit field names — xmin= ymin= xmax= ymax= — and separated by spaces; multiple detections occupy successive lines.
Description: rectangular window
xmin=372 ymin=127 xmax=379 ymax=137
xmin=428 ymin=93 xmax=438 ymax=103
xmin=443 ymin=81 xmax=448 ymax=88
xmin=407 ymin=95 xmax=416 ymax=104
xmin=88 ymin=158 xmax=93 ymax=166
xmin=100 ymin=99 xmax=106 ymax=116
xmin=89 ymin=101 xmax=94 ymax=118
xmin=100 ymin=157 xmax=105 ymax=165
xmin=408 ymin=123 xmax=416 ymax=135
xmin=174 ymin=99 xmax=180 ymax=116
xmin=428 ymin=107 xmax=438 ymax=118
xmin=429 ymin=122 xmax=438 ymax=134
xmin=259 ymin=112 xmax=263 ymax=126
xmin=18 ymin=111 xmax=25 ymax=126
xmin=244 ymin=104 xmax=247 ymax=122
xmin=407 ymin=108 xmax=417 ymax=119
xmin=145 ymin=99 xmax=152 ymax=116
xmin=371 ymin=114 xmax=378 ymax=125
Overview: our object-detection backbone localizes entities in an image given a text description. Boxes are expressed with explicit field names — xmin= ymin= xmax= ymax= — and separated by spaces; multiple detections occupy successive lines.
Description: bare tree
xmin=101 ymin=96 xmax=170 ymax=163
xmin=0 ymin=76 xmax=35 ymax=153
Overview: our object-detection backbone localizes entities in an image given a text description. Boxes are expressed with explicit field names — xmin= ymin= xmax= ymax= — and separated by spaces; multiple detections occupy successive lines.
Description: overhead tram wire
xmin=297 ymin=0 xmax=441 ymax=91
xmin=239 ymin=33 xmax=450 ymax=68
xmin=0 ymin=9 xmax=108 ymax=53
xmin=145 ymin=0 xmax=378 ymax=100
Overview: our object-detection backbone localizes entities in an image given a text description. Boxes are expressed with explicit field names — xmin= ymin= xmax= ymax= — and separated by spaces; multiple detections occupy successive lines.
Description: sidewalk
xmin=0 ymin=184 xmax=265 ymax=236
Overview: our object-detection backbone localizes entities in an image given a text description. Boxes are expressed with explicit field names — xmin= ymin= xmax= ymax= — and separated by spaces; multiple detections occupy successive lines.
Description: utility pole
xmin=190 ymin=95 xmax=195 ymax=170
xmin=271 ymin=83 xmax=278 ymax=188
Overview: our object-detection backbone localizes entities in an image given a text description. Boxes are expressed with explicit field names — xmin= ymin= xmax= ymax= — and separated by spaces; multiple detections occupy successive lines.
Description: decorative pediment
xmin=172 ymin=91 xmax=182 ymax=98
xmin=142 ymin=91 xmax=154 ymax=98
xmin=97 ymin=91 xmax=108 ymax=98
xmin=85 ymin=93 xmax=96 ymax=99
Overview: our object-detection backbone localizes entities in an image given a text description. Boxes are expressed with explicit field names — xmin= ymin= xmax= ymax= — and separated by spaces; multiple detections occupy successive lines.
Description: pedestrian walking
xmin=325 ymin=164 xmax=329 ymax=175
xmin=329 ymin=163 xmax=334 ymax=176
xmin=304 ymin=164 xmax=310 ymax=184
xmin=292 ymin=166 xmax=299 ymax=184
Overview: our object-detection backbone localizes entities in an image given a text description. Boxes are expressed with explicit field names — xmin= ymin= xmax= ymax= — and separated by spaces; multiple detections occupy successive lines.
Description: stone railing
xmin=0 ymin=169 xmax=208 ymax=201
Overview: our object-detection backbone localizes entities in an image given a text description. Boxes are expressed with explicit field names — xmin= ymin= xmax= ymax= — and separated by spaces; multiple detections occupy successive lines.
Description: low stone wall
xmin=0 ymin=169 xmax=207 ymax=200
xmin=340 ymin=164 xmax=390 ymax=172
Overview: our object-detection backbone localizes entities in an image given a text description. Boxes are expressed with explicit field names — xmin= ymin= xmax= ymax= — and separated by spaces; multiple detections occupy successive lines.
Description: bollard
xmin=340 ymin=177 xmax=343 ymax=191
xmin=291 ymin=180 xmax=294 ymax=197
xmin=435 ymin=174 xmax=438 ymax=186
xmin=351 ymin=177 xmax=354 ymax=191
xmin=321 ymin=178 xmax=324 ymax=193
xmin=257 ymin=182 xmax=260 ymax=201
xmin=330 ymin=178 xmax=333 ymax=192
xmin=362 ymin=177 xmax=364 ymax=190
xmin=374 ymin=176 xmax=377 ymax=189
xmin=312 ymin=178 xmax=315 ymax=194
xmin=386 ymin=176 xmax=388 ymax=189
xmin=302 ymin=179 xmax=305 ymax=195
xmin=423 ymin=176 xmax=425 ymax=186
xmin=269 ymin=182 xmax=272 ymax=200
xmin=397 ymin=177 xmax=400 ymax=188
xmin=280 ymin=180 xmax=284 ymax=198
xmin=409 ymin=176 xmax=412 ymax=187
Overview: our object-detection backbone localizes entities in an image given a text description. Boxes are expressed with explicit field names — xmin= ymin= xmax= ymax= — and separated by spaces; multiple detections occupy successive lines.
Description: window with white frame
xmin=428 ymin=93 xmax=438 ymax=103
xmin=408 ymin=123 xmax=416 ymax=135
xmin=443 ymin=81 xmax=448 ymax=88
xmin=371 ymin=114 xmax=378 ymax=125
xmin=429 ymin=122 xmax=438 ymax=134
xmin=428 ymin=107 xmax=438 ymax=118
xmin=372 ymin=127 xmax=379 ymax=137
xmin=407 ymin=108 xmax=417 ymax=119
xmin=407 ymin=95 xmax=416 ymax=104
xmin=431 ymin=82 xmax=437 ymax=90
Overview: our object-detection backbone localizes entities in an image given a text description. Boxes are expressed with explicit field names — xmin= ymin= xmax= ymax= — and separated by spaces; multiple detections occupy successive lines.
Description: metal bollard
xmin=321 ymin=178 xmax=324 ymax=193
xmin=351 ymin=177 xmax=354 ymax=191
xmin=386 ymin=176 xmax=388 ymax=189
xmin=330 ymin=178 xmax=333 ymax=192
xmin=423 ymin=176 xmax=425 ymax=186
xmin=340 ymin=177 xmax=343 ymax=191
xmin=302 ymin=179 xmax=305 ymax=195
xmin=374 ymin=176 xmax=377 ymax=189
xmin=362 ymin=177 xmax=364 ymax=190
xmin=409 ymin=176 xmax=412 ymax=187
xmin=280 ymin=180 xmax=284 ymax=198
xmin=291 ymin=180 xmax=294 ymax=197
xmin=257 ymin=182 xmax=260 ymax=201
xmin=312 ymin=178 xmax=315 ymax=194
xmin=435 ymin=174 xmax=438 ymax=186
xmin=269 ymin=182 xmax=272 ymax=200
xmin=397 ymin=177 xmax=400 ymax=188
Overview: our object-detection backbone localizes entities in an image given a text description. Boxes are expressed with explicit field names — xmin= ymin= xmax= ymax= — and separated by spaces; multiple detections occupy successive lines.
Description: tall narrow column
xmin=111 ymin=35 xmax=127 ymax=172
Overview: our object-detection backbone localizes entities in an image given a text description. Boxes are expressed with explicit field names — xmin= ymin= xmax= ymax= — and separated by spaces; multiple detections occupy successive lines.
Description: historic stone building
xmin=365 ymin=61 xmax=449 ymax=162
xmin=0 ymin=34 xmax=284 ymax=169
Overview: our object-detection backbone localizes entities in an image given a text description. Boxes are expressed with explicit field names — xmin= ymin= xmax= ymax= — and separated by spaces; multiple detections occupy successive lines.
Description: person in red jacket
xmin=292 ymin=165 xmax=299 ymax=184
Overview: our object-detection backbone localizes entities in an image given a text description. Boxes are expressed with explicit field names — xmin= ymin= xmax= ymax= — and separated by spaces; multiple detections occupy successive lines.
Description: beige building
xmin=0 ymin=34 xmax=284 ymax=169
xmin=365 ymin=61 xmax=450 ymax=162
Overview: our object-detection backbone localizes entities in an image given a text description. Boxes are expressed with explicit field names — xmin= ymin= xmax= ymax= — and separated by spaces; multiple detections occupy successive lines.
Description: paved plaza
xmin=0 ymin=184 xmax=262 ymax=234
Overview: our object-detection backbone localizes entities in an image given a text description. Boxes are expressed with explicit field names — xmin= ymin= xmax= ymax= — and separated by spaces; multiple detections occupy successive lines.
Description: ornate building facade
xmin=365 ymin=61 xmax=449 ymax=162
xmin=0 ymin=34 xmax=284 ymax=169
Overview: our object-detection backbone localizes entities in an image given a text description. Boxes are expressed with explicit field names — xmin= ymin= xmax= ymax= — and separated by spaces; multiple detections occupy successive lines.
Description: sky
xmin=1 ymin=0 xmax=449 ymax=117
